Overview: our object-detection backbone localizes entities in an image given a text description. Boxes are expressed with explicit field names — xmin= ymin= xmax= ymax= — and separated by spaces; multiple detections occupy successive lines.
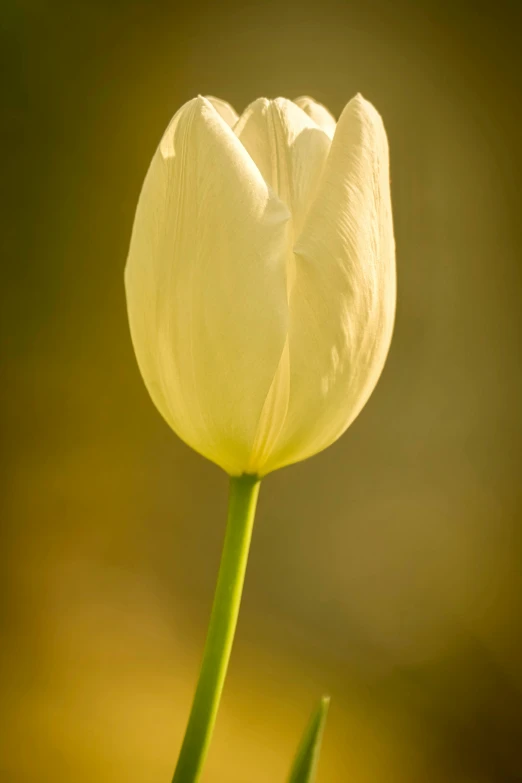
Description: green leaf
xmin=287 ymin=696 xmax=330 ymax=783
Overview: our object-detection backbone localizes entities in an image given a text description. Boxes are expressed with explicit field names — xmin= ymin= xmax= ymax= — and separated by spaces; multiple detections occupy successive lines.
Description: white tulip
xmin=125 ymin=94 xmax=396 ymax=476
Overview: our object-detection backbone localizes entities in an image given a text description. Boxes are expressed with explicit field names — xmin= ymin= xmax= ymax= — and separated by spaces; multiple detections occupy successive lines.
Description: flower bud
xmin=125 ymin=94 xmax=395 ymax=476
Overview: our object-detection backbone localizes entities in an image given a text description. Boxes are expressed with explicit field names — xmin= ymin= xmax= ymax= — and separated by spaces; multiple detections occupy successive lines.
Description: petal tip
xmin=294 ymin=94 xmax=323 ymax=108
xmin=292 ymin=95 xmax=337 ymax=136
xmin=205 ymin=95 xmax=239 ymax=127
xmin=346 ymin=92 xmax=380 ymax=118
xmin=339 ymin=93 xmax=386 ymax=140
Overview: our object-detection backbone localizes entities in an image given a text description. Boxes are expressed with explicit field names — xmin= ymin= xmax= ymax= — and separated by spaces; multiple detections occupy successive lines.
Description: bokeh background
xmin=3 ymin=0 xmax=522 ymax=780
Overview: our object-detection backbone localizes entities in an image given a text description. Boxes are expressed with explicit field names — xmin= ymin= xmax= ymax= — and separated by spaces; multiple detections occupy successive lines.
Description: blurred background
xmin=3 ymin=0 xmax=522 ymax=780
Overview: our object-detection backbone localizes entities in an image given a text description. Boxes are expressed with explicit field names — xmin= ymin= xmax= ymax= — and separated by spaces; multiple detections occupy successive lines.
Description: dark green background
xmin=3 ymin=0 xmax=522 ymax=780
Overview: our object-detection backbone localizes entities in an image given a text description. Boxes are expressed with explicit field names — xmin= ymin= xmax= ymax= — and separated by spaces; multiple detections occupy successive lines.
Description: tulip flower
xmin=125 ymin=94 xmax=395 ymax=478
xmin=125 ymin=94 xmax=395 ymax=782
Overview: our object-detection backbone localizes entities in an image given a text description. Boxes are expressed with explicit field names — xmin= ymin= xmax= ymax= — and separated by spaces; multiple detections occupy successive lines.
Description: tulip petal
xmin=234 ymin=98 xmax=332 ymax=238
xmin=205 ymin=95 xmax=239 ymax=128
xmin=125 ymin=96 xmax=291 ymax=475
xmin=293 ymin=96 xmax=337 ymax=139
xmin=262 ymin=94 xmax=396 ymax=474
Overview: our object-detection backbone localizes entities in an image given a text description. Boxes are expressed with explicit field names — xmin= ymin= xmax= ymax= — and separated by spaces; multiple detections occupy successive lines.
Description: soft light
xmin=125 ymin=94 xmax=396 ymax=476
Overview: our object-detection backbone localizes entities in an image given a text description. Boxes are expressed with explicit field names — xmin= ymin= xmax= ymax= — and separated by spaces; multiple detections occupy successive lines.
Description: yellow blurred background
xmin=3 ymin=0 xmax=522 ymax=780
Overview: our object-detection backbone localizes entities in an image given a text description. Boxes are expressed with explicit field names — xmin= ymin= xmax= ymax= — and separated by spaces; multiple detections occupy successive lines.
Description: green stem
xmin=172 ymin=473 xmax=261 ymax=783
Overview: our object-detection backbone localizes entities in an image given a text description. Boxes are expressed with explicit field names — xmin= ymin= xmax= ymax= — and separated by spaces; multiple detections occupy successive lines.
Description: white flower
xmin=125 ymin=94 xmax=396 ymax=476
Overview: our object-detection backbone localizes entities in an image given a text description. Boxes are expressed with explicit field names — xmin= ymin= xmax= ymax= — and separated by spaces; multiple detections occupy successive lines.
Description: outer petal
xmin=125 ymin=97 xmax=290 ymax=475
xmin=294 ymin=96 xmax=337 ymax=139
xmin=205 ymin=95 xmax=238 ymax=128
xmin=261 ymin=94 xmax=396 ymax=474
xmin=234 ymin=97 xmax=332 ymax=237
